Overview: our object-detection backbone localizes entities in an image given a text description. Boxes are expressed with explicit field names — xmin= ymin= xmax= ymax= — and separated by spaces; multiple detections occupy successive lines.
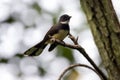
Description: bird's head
xmin=59 ymin=14 xmax=71 ymax=24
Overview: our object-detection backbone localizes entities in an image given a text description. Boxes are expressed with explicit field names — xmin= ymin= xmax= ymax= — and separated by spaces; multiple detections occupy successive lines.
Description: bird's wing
xmin=43 ymin=24 xmax=60 ymax=41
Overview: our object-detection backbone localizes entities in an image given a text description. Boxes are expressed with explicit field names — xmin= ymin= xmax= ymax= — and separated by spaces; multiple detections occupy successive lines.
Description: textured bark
xmin=80 ymin=0 xmax=120 ymax=80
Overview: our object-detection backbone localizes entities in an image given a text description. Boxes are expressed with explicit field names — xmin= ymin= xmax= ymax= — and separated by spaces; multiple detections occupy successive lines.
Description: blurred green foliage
xmin=32 ymin=3 xmax=42 ymax=14
xmin=2 ymin=16 xmax=15 ymax=23
xmin=56 ymin=46 xmax=75 ymax=64
xmin=64 ymin=70 xmax=79 ymax=80
xmin=0 ymin=58 xmax=8 ymax=63
xmin=38 ymin=67 xmax=46 ymax=76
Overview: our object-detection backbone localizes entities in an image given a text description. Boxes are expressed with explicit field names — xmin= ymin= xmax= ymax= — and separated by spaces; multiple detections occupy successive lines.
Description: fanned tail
xmin=24 ymin=40 xmax=47 ymax=56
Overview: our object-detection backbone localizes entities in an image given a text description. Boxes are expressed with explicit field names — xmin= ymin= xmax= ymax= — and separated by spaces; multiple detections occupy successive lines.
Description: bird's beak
xmin=69 ymin=16 xmax=72 ymax=18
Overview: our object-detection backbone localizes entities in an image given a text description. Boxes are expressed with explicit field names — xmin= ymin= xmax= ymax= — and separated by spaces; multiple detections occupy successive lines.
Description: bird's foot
xmin=50 ymin=37 xmax=56 ymax=42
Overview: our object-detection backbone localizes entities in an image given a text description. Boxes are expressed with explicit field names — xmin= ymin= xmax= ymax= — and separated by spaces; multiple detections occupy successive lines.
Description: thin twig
xmin=49 ymin=34 xmax=107 ymax=80
xmin=58 ymin=64 xmax=102 ymax=80
xmin=68 ymin=33 xmax=78 ymax=45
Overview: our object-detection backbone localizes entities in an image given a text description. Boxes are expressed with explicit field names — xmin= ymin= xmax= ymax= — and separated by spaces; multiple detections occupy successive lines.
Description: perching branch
xmin=58 ymin=64 xmax=102 ymax=80
xmin=49 ymin=34 xmax=107 ymax=80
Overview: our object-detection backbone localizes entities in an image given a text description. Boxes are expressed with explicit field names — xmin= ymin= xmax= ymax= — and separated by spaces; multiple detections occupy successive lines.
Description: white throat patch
xmin=60 ymin=21 xmax=69 ymax=24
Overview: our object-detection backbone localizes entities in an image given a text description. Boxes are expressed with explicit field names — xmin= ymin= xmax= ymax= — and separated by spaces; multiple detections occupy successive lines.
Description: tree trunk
xmin=80 ymin=0 xmax=120 ymax=80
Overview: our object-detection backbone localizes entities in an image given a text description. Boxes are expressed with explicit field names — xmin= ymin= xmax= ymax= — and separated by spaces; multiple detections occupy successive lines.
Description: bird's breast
xmin=52 ymin=30 xmax=69 ymax=40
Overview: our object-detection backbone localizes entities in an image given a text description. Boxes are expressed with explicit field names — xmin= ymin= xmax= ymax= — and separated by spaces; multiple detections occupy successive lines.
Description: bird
xmin=24 ymin=14 xmax=71 ymax=56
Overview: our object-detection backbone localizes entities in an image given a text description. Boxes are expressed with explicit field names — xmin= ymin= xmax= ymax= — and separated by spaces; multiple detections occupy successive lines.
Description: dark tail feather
xmin=24 ymin=40 xmax=47 ymax=56
xmin=48 ymin=43 xmax=57 ymax=51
